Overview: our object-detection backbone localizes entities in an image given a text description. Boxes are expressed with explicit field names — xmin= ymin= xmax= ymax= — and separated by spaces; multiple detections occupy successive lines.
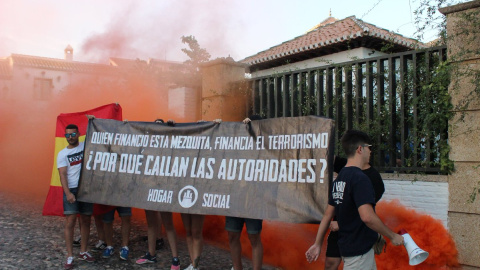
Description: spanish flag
xmin=42 ymin=103 xmax=122 ymax=216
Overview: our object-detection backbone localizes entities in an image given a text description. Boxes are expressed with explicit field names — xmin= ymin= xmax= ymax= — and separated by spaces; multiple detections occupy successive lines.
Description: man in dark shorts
xmin=226 ymin=115 xmax=264 ymax=270
xmin=225 ymin=217 xmax=263 ymax=270
xmin=102 ymin=206 xmax=132 ymax=260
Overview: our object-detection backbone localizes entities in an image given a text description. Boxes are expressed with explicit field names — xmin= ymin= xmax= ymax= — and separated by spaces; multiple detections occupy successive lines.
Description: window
xmin=33 ymin=78 xmax=52 ymax=100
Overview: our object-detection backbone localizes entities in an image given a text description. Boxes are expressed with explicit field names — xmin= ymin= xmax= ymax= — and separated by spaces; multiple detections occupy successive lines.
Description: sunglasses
xmin=362 ymin=144 xmax=372 ymax=150
xmin=65 ymin=132 xmax=77 ymax=138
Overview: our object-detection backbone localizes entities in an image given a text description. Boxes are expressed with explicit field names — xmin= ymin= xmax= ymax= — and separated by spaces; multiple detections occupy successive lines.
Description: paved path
xmin=0 ymin=192 xmax=279 ymax=270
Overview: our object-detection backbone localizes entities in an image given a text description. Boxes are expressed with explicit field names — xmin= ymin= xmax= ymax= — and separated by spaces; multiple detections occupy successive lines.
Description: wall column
xmin=440 ymin=1 xmax=480 ymax=269
xmin=201 ymin=57 xmax=247 ymax=122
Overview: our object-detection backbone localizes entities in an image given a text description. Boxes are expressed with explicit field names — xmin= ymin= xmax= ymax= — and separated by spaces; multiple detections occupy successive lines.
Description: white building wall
xmin=250 ymin=47 xmax=388 ymax=78
xmin=381 ymin=176 xmax=449 ymax=228
xmin=0 ymin=78 xmax=12 ymax=99
xmin=12 ymin=66 xmax=72 ymax=100
xmin=168 ymin=87 xmax=198 ymax=121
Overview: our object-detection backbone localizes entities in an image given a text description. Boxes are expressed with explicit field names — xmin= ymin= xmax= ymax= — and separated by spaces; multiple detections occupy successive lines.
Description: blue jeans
xmin=63 ymin=188 xmax=93 ymax=215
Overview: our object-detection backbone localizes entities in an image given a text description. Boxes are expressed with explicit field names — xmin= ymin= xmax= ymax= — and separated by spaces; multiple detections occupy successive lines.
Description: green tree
xmin=181 ymin=35 xmax=211 ymax=75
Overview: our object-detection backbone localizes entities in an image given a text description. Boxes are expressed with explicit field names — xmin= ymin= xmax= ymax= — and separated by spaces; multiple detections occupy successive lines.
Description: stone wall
xmin=440 ymin=1 xmax=480 ymax=268
xmin=200 ymin=57 xmax=247 ymax=122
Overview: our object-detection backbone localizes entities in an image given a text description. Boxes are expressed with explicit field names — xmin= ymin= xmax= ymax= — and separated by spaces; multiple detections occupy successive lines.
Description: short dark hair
xmin=249 ymin=114 xmax=263 ymax=121
xmin=341 ymin=130 xmax=371 ymax=157
xmin=154 ymin=119 xmax=164 ymax=123
xmin=65 ymin=124 xmax=79 ymax=132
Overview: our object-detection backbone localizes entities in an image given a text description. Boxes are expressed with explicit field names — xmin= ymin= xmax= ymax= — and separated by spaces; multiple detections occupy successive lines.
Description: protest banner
xmin=78 ymin=116 xmax=334 ymax=223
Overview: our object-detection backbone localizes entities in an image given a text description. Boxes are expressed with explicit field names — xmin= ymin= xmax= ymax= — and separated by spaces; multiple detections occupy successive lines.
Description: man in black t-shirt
xmin=306 ymin=130 xmax=403 ymax=270
xmin=319 ymin=156 xmax=385 ymax=269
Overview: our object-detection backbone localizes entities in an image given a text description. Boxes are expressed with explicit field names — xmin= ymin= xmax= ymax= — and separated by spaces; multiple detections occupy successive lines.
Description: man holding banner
xmin=58 ymin=124 xmax=95 ymax=269
xmin=226 ymin=115 xmax=264 ymax=270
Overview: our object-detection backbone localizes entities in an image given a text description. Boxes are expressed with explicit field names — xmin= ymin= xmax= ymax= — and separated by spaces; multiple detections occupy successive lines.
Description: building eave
xmin=241 ymin=16 xmax=425 ymax=70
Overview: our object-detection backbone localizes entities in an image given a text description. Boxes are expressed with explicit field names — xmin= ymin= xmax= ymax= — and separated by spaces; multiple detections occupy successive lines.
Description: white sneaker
xmin=183 ymin=264 xmax=193 ymax=270
xmin=183 ymin=264 xmax=198 ymax=270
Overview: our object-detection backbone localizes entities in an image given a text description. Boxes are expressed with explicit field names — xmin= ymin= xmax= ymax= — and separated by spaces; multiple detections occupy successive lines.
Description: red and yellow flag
xmin=42 ymin=103 xmax=123 ymax=216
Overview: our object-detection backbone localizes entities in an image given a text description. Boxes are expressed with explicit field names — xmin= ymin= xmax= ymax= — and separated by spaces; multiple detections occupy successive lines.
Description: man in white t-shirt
xmin=58 ymin=124 xmax=95 ymax=269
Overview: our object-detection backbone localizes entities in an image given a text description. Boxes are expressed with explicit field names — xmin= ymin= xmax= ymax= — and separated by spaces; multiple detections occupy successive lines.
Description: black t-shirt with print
xmin=333 ymin=156 xmax=385 ymax=202
xmin=328 ymin=166 xmax=378 ymax=257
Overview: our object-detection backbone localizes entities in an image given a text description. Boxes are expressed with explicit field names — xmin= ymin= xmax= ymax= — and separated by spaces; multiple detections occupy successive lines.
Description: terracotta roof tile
xmin=148 ymin=58 xmax=183 ymax=66
xmin=306 ymin=16 xmax=338 ymax=32
xmin=110 ymin=57 xmax=184 ymax=70
xmin=241 ymin=16 xmax=425 ymax=66
xmin=109 ymin=57 xmax=147 ymax=67
xmin=11 ymin=54 xmax=117 ymax=75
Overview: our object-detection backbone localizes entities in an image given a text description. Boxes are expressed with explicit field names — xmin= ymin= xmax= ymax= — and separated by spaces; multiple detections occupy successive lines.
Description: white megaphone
xmin=399 ymin=229 xmax=429 ymax=265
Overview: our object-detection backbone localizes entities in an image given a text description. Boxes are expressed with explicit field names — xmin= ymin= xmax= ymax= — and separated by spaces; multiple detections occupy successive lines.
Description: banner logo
xmin=178 ymin=185 xmax=198 ymax=208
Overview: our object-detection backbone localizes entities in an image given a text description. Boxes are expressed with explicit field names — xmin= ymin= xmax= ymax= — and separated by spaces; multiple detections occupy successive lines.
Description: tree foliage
xmin=181 ymin=35 xmax=211 ymax=74
xmin=170 ymin=35 xmax=212 ymax=88
xmin=413 ymin=0 xmax=453 ymax=42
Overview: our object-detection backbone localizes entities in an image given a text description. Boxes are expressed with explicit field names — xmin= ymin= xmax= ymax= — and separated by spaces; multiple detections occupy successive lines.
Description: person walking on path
xmin=313 ymin=154 xmax=385 ymax=270
xmin=306 ymin=130 xmax=403 ymax=270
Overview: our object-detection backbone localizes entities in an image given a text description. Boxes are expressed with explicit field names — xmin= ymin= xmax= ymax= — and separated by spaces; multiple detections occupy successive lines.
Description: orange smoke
xmin=376 ymin=200 xmax=459 ymax=269
xmin=163 ymin=201 xmax=458 ymax=270
xmin=78 ymin=1 xmax=239 ymax=62
xmin=0 ymin=67 xmax=179 ymax=201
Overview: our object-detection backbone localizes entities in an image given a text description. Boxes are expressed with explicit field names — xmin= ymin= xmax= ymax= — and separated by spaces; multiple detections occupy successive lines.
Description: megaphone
xmin=399 ymin=229 xmax=429 ymax=265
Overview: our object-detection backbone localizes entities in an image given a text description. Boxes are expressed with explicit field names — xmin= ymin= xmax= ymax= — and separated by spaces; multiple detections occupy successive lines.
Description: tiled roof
xmin=0 ymin=58 xmax=12 ymax=78
xmin=148 ymin=58 xmax=184 ymax=66
xmin=110 ymin=57 xmax=183 ymax=67
xmin=306 ymin=16 xmax=338 ymax=33
xmin=110 ymin=57 xmax=187 ymax=75
xmin=426 ymin=37 xmax=445 ymax=47
xmin=10 ymin=54 xmax=118 ymax=75
xmin=109 ymin=57 xmax=147 ymax=68
xmin=110 ymin=57 xmax=185 ymax=71
xmin=241 ymin=16 xmax=425 ymax=68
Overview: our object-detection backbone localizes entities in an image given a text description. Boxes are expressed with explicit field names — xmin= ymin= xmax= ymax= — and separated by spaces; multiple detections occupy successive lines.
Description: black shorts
xmin=325 ymin=231 xmax=341 ymax=258
xmin=225 ymin=216 xmax=262 ymax=234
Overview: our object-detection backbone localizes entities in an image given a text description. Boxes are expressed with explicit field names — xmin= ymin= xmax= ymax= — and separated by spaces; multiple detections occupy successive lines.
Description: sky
xmin=0 ymin=0 xmax=455 ymax=64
